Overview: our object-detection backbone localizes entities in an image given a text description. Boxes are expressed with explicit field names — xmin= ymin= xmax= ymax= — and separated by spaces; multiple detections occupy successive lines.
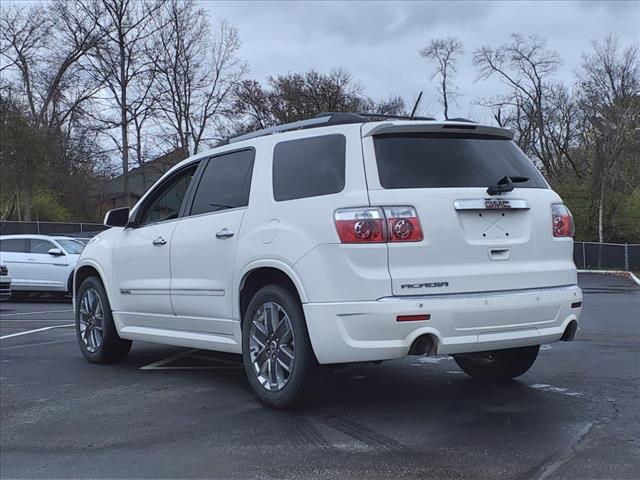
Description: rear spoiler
xmin=361 ymin=121 xmax=514 ymax=140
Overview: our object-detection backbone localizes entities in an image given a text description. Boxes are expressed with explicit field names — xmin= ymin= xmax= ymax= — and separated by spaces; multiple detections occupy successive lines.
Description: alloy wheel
xmin=78 ymin=288 xmax=104 ymax=353
xmin=249 ymin=302 xmax=295 ymax=391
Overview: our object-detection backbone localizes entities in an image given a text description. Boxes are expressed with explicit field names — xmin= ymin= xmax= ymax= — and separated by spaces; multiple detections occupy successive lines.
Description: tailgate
xmin=361 ymin=125 xmax=577 ymax=296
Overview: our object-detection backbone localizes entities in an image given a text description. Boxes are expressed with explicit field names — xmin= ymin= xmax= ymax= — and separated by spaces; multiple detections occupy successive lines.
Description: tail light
xmin=334 ymin=206 xmax=423 ymax=243
xmin=334 ymin=207 xmax=386 ymax=243
xmin=384 ymin=206 xmax=423 ymax=242
xmin=552 ymin=203 xmax=575 ymax=237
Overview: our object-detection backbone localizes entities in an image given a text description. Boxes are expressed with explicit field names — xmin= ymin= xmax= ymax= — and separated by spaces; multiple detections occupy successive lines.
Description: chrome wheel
xmin=249 ymin=302 xmax=295 ymax=392
xmin=78 ymin=288 xmax=104 ymax=353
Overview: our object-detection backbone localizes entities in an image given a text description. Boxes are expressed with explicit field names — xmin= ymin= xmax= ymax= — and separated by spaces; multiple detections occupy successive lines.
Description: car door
xmin=0 ymin=238 xmax=28 ymax=288
xmin=112 ymin=163 xmax=199 ymax=330
xmin=170 ymin=149 xmax=255 ymax=335
xmin=27 ymin=238 xmax=68 ymax=290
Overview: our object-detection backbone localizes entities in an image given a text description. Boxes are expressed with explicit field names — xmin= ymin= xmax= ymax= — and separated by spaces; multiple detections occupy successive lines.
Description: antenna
xmin=410 ymin=91 xmax=423 ymax=119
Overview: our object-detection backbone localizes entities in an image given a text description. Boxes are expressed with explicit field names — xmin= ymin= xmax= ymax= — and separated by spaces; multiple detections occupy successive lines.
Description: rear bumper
xmin=303 ymin=285 xmax=582 ymax=364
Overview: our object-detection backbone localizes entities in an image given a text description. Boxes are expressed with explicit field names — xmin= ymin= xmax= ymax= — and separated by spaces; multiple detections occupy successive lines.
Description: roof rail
xmin=228 ymin=115 xmax=333 ymax=144
xmin=227 ymin=111 xmax=437 ymax=144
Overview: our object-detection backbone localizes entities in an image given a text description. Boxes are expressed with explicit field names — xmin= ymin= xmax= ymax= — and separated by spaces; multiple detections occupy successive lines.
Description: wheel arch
xmin=74 ymin=262 xmax=113 ymax=307
xmin=237 ymin=263 xmax=307 ymax=323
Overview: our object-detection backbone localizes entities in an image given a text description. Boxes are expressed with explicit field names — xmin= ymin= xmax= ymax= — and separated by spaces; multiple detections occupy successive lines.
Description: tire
xmin=75 ymin=276 xmax=131 ymax=364
xmin=454 ymin=345 xmax=540 ymax=381
xmin=242 ymin=284 xmax=318 ymax=408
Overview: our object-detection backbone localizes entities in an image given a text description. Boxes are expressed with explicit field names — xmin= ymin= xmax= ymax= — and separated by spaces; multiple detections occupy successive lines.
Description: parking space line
xmin=139 ymin=349 xmax=199 ymax=370
xmin=0 ymin=324 xmax=75 ymax=340
xmin=0 ymin=309 xmax=73 ymax=317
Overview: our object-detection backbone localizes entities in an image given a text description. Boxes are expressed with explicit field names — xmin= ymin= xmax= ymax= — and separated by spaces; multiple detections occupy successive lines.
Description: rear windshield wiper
xmin=487 ymin=176 xmax=529 ymax=195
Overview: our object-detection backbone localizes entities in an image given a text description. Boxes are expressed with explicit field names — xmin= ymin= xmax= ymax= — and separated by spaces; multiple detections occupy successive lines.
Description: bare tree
xmin=79 ymin=0 xmax=165 ymax=206
xmin=232 ymin=68 xmax=404 ymax=136
xmin=420 ymin=37 xmax=463 ymax=120
xmin=0 ymin=1 xmax=101 ymax=219
xmin=152 ymin=0 xmax=246 ymax=154
xmin=474 ymin=34 xmax=567 ymax=178
xmin=578 ymin=36 xmax=640 ymax=242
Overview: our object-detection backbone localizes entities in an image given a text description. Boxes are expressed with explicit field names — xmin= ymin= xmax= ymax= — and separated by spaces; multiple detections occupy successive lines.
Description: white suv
xmin=0 ymin=235 xmax=84 ymax=295
xmin=74 ymin=113 xmax=582 ymax=407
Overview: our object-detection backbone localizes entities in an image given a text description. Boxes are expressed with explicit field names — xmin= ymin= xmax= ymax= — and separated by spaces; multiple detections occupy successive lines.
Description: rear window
xmin=374 ymin=133 xmax=547 ymax=189
xmin=0 ymin=238 xmax=28 ymax=253
xmin=273 ymin=134 xmax=346 ymax=201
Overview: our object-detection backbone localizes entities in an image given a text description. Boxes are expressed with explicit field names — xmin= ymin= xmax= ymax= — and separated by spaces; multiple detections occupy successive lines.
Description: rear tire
xmin=454 ymin=345 xmax=539 ymax=381
xmin=242 ymin=284 xmax=318 ymax=409
xmin=75 ymin=276 xmax=131 ymax=364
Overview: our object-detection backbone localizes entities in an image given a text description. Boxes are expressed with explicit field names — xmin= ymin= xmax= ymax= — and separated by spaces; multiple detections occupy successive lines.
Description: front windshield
xmin=56 ymin=239 xmax=84 ymax=255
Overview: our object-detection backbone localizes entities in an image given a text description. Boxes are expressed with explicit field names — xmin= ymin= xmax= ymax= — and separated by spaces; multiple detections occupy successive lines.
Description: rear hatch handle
xmin=487 ymin=176 xmax=529 ymax=195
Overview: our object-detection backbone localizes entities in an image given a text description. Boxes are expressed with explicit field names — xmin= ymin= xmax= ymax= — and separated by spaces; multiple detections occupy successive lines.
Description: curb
xmin=578 ymin=269 xmax=640 ymax=287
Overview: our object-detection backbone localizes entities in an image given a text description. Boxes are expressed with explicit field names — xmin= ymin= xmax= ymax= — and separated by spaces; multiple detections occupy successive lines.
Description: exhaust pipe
xmin=408 ymin=334 xmax=437 ymax=356
xmin=561 ymin=320 xmax=578 ymax=341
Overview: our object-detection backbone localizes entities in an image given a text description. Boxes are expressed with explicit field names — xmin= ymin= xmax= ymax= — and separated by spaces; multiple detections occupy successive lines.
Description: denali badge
xmin=401 ymin=282 xmax=449 ymax=289
xmin=484 ymin=199 xmax=512 ymax=209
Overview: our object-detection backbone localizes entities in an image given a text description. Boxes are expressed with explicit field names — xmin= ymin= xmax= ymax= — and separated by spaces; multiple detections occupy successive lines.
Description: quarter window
xmin=0 ymin=238 xmax=29 ymax=253
xmin=272 ymin=134 xmax=346 ymax=201
xmin=190 ymin=149 xmax=255 ymax=215
xmin=139 ymin=164 xmax=197 ymax=226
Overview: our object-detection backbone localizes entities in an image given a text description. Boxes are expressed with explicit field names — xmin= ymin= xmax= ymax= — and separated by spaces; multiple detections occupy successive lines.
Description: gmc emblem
xmin=484 ymin=199 xmax=511 ymax=209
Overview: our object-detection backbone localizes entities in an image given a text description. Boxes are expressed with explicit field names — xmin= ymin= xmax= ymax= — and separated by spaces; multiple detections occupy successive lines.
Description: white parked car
xmin=74 ymin=113 xmax=582 ymax=407
xmin=0 ymin=235 xmax=83 ymax=295
xmin=0 ymin=263 xmax=11 ymax=300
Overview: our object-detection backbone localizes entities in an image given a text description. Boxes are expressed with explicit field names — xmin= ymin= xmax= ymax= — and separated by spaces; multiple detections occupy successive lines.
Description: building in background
xmin=99 ymin=149 xmax=186 ymax=214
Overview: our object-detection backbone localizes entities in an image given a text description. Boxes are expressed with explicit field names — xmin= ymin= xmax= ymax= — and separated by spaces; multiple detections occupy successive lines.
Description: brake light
xmin=384 ymin=206 xmax=423 ymax=242
xmin=335 ymin=206 xmax=423 ymax=243
xmin=334 ymin=207 xmax=386 ymax=243
xmin=552 ymin=203 xmax=575 ymax=237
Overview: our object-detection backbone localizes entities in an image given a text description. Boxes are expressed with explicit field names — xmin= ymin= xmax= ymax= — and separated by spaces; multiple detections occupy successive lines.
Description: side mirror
xmin=48 ymin=248 xmax=64 ymax=256
xmin=104 ymin=207 xmax=130 ymax=227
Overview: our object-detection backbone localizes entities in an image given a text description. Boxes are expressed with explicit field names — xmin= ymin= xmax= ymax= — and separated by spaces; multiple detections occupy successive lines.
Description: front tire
xmin=75 ymin=276 xmax=131 ymax=364
xmin=242 ymin=284 xmax=318 ymax=408
xmin=454 ymin=345 xmax=540 ymax=381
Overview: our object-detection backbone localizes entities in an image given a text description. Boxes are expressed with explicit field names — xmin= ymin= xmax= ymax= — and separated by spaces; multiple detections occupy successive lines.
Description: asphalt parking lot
xmin=1 ymin=273 xmax=638 ymax=479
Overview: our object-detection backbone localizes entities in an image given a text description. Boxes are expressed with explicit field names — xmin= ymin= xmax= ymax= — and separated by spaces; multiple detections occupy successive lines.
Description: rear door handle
xmin=216 ymin=228 xmax=234 ymax=239
xmin=153 ymin=236 xmax=167 ymax=246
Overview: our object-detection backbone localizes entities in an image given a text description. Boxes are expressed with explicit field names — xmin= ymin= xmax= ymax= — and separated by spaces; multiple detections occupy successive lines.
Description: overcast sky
xmin=204 ymin=0 xmax=639 ymax=122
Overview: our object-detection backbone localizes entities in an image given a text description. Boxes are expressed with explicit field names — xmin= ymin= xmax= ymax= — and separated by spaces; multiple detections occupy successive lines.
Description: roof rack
xmin=227 ymin=112 xmax=437 ymax=144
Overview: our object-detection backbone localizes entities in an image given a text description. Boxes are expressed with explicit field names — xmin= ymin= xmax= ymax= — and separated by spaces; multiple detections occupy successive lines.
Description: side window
xmin=272 ymin=134 xmax=346 ymax=201
xmin=30 ymin=239 xmax=56 ymax=254
xmin=0 ymin=238 xmax=29 ymax=253
xmin=190 ymin=149 xmax=255 ymax=215
xmin=139 ymin=164 xmax=197 ymax=226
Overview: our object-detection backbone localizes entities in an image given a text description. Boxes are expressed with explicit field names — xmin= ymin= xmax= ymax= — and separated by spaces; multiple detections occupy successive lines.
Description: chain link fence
xmin=1 ymin=221 xmax=637 ymax=271
xmin=574 ymin=241 xmax=640 ymax=272
xmin=0 ymin=221 xmax=107 ymax=237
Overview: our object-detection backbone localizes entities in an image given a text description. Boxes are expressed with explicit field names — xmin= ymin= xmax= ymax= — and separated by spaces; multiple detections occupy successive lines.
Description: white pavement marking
xmin=0 ymin=324 xmax=75 ymax=340
xmin=139 ymin=349 xmax=242 ymax=370
xmin=139 ymin=349 xmax=199 ymax=370
xmin=0 ymin=309 xmax=73 ymax=317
